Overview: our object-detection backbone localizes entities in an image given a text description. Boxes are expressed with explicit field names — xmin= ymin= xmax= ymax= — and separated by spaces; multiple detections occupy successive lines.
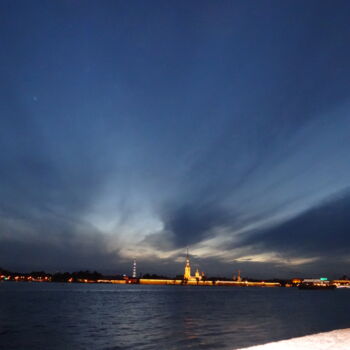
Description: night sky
xmin=1 ymin=1 xmax=350 ymax=278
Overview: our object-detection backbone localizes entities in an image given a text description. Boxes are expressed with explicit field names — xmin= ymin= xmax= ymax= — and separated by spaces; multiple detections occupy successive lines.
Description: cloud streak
xmin=235 ymin=189 xmax=350 ymax=263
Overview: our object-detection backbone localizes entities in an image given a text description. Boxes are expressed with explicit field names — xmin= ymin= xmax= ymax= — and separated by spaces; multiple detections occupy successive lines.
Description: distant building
xmin=194 ymin=268 xmax=202 ymax=280
xmin=184 ymin=249 xmax=191 ymax=280
xmin=233 ymin=270 xmax=242 ymax=281
xmin=184 ymin=249 xmax=203 ymax=282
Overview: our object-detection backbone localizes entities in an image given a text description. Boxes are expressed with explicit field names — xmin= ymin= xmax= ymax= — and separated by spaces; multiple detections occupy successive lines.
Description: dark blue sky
xmin=1 ymin=1 xmax=350 ymax=278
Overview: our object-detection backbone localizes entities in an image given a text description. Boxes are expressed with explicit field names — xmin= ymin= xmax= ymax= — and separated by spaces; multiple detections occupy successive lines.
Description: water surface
xmin=1 ymin=283 xmax=349 ymax=349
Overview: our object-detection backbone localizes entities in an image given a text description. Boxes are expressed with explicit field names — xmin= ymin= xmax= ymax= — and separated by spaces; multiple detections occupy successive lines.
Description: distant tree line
xmin=0 ymin=267 xmax=125 ymax=283
xmin=141 ymin=273 xmax=171 ymax=279
xmin=51 ymin=270 xmax=103 ymax=282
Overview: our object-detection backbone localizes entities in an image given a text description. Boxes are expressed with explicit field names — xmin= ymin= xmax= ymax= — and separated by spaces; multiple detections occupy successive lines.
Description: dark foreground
xmin=0 ymin=283 xmax=349 ymax=350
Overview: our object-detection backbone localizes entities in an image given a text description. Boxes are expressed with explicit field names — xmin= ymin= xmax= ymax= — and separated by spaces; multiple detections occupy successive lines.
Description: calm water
xmin=1 ymin=282 xmax=349 ymax=350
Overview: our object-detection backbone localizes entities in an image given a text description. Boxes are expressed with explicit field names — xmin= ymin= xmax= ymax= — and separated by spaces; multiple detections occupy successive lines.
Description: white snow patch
xmin=238 ymin=328 xmax=350 ymax=350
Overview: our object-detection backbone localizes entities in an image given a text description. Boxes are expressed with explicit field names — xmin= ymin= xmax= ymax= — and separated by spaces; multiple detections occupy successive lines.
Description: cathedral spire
xmin=184 ymin=248 xmax=191 ymax=280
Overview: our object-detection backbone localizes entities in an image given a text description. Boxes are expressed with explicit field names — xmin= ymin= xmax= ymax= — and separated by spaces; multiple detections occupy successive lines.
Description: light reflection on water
xmin=0 ymin=283 xmax=349 ymax=349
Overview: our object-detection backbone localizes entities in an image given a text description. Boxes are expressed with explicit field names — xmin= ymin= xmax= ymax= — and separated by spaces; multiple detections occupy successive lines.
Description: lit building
xmin=184 ymin=249 xmax=203 ymax=282
xmin=233 ymin=270 xmax=242 ymax=282
xmin=184 ymin=249 xmax=191 ymax=280
xmin=195 ymin=269 xmax=202 ymax=280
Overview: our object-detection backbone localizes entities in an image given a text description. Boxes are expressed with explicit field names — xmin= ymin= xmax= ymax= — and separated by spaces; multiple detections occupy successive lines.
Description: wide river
xmin=0 ymin=282 xmax=349 ymax=349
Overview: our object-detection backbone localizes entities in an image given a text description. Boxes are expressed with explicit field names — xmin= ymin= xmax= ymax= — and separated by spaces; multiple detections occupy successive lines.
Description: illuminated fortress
xmin=121 ymin=251 xmax=281 ymax=287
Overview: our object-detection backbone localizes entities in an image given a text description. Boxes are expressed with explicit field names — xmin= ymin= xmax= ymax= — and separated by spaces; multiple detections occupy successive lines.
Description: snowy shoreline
xmin=239 ymin=328 xmax=350 ymax=350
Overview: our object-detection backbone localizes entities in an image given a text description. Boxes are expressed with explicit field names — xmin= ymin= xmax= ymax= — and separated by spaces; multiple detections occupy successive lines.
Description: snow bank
xmin=239 ymin=328 xmax=350 ymax=350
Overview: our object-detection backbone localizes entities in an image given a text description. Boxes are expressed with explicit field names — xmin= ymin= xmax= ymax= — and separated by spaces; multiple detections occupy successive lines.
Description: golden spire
xmin=184 ymin=247 xmax=191 ymax=280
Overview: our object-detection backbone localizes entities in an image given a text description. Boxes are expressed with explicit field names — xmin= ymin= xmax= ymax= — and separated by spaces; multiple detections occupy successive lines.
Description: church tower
xmin=195 ymin=268 xmax=202 ymax=281
xmin=184 ymin=248 xmax=191 ymax=280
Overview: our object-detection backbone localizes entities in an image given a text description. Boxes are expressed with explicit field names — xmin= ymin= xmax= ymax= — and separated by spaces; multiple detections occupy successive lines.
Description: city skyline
xmin=1 ymin=1 xmax=350 ymax=279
